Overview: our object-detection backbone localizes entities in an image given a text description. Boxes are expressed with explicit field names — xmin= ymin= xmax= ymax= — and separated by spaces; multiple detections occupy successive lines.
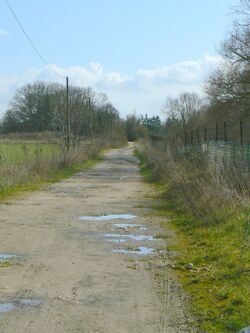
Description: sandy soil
xmin=0 ymin=144 xmax=194 ymax=333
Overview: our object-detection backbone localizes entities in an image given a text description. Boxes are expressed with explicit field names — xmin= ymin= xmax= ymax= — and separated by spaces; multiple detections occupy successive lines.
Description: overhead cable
xmin=4 ymin=0 xmax=65 ymax=79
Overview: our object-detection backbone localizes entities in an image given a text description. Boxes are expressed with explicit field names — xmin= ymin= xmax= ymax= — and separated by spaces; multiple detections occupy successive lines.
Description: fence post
xmin=240 ymin=121 xmax=243 ymax=144
xmin=232 ymin=141 xmax=236 ymax=163
xmin=197 ymin=129 xmax=200 ymax=144
xmin=224 ymin=121 xmax=227 ymax=142
xmin=190 ymin=131 xmax=193 ymax=145
xmin=216 ymin=122 xmax=218 ymax=142
xmin=247 ymin=143 xmax=250 ymax=170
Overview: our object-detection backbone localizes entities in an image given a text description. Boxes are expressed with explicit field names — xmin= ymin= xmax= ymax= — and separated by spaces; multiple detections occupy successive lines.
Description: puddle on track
xmin=112 ymin=246 xmax=155 ymax=255
xmin=106 ymin=239 xmax=127 ymax=243
xmin=0 ymin=299 xmax=43 ymax=314
xmin=0 ymin=303 xmax=15 ymax=313
xmin=105 ymin=233 xmax=154 ymax=241
xmin=78 ymin=214 xmax=136 ymax=221
xmin=0 ymin=254 xmax=18 ymax=261
xmin=113 ymin=223 xmax=147 ymax=231
xmin=18 ymin=299 xmax=43 ymax=307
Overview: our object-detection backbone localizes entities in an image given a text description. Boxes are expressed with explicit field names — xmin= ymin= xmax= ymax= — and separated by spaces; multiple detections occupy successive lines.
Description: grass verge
xmin=0 ymin=138 xmax=125 ymax=201
xmin=0 ymin=156 xmax=102 ymax=201
xmin=135 ymin=148 xmax=250 ymax=333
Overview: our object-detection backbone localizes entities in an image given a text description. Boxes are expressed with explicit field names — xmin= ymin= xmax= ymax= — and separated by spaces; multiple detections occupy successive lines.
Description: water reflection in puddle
xmin=106 ymin=239 xmax=127 ymax=243
xmin=113 ymin=224 xmax=147 ymax=231
xmin=105 ymin=234 xmax=154 ymax=241
xmin=0 ymin=303 xmax=15 ymax=313
xmin=19 ymin=299 xmax=43 ymax=307
xmin=0 ymin=299 xmax=43 ymax=314
xmin=0 ymin=254 xmax=18 ymax=261
xmin=79 ymin=214 xmax=136 ymax=221
xmin=112 ymin=247 xmax=154 ymax=255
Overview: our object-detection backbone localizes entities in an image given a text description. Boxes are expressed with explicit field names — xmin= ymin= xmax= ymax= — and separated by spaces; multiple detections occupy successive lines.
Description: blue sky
xmin=0 ymin=0 xmax=237 ymax=117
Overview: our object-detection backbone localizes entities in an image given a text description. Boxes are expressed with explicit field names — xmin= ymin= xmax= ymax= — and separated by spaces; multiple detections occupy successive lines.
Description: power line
xmin=4 ymin=0 xmax=65 ymax=80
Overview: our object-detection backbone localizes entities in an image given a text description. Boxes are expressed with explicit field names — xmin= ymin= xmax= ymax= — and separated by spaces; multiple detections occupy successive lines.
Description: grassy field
xmin=0 ymin=137 xmax=122 ymax=200
xmin=136 ymin=146 xmax=250 ymax=333
xmin=0 ymin=142 xmax=59 ymax=165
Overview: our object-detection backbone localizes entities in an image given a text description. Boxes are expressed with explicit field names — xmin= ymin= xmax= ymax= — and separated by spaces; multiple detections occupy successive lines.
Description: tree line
xmin=0 ymin=80 xmax=165 ymax=144
xmin=0 ymin=81 xmax=125 ymax=146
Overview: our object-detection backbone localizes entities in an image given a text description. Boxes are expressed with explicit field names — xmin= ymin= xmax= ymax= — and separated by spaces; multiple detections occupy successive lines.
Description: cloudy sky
xmin=0 ymin=0 xmax=236 ymax=118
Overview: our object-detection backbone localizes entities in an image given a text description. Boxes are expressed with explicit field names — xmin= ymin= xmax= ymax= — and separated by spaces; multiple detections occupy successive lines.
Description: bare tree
xmin=206 ymin=0 xmax=250 ymax=110
xmin=0 ymin=81 xmax=125 ymax=144
xmin=163 ymin=92 xmax=202 ymax=138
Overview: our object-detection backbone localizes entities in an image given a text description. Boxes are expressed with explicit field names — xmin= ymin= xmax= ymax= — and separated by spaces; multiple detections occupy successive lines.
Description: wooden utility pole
xmin=89 ymin=97 xmax=93 ymax=144
xmin=108 ymin=105 xmax=114 ymax=140
xmin=66 ymin=76 xmax=70 ymax=151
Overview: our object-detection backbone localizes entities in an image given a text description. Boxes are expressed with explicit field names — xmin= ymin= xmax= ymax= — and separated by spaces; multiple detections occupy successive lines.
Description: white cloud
xmin=0 ymin=53 xmax=220 ymax=118
xmin=0 ymin=29 xmax=7 ymax=36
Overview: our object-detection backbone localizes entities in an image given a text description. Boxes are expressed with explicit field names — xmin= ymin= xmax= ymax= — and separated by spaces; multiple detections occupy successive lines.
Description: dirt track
xmin=0 ymin=144 xmax=193 ymax=333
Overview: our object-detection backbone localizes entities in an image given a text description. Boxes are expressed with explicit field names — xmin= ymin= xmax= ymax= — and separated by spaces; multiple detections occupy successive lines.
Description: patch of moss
xmin=0 ymin=261 xmax=13 ymax=268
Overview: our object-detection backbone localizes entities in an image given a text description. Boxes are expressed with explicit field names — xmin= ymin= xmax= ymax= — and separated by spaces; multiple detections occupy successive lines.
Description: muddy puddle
xmin=113 ymin=223 xmax=147 ymax=231
xmin=0 ymin=298 xmax=43 ymax=313
xmin=106 ymin=239 xmax=127 ymax=243
xmin=19 ymin=299 xmax=43 ymax=307
xmin=78 ymin=214 xmax=136 ymax=221
xmin=112 ymin=246 xmax=155 ymax=255
xmin=105 ymin=233 xmax=154 ymax=242
xmin=0 ymin=254 xmax=19 ymax=261
xmin=0 ymin=303 xmax=15 ymax=313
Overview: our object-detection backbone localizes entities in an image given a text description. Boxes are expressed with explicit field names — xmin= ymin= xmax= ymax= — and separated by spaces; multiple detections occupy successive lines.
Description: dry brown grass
xmin=137 ymin=139 xmax=250 ymax=332
xmin=0 ymin=137 xmax=125 ymax=198
xmin=0 ymin=131 xmax=58 ymax=143
xmin=138 ymin=139 xmax=250 ymax=224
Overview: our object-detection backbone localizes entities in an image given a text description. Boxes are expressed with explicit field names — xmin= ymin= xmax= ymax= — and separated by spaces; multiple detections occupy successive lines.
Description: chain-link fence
xmin=174 ymin=121 xmax=250 ymax=170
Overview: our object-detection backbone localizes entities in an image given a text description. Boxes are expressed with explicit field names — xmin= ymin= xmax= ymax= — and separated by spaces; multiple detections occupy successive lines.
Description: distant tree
xmin=0 ymin=81 xmax=125 ymax=144
xmin=141 ymin=114 xmax=162 ymax=137
xmin=125 ymin=114 xmax=147 ymax=141
xmin=6 ymin=82 xmax=53 ymax=132
xmin=163 ymin=92 xmax=202 ymax=138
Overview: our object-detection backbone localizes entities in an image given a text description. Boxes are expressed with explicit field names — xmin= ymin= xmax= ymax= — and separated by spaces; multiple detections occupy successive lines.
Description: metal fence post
xmin=247 ymin=143 xmax=250 ymax=170
xmin=197 ymin=129 xmax=200 ymax=143
xmin=216 ymin=122 xmax=218 ymax=143
xmin=240 ymin=121 xmax=243 ymax=144
xmin=224 ymin=121 xmax=227 ymax=142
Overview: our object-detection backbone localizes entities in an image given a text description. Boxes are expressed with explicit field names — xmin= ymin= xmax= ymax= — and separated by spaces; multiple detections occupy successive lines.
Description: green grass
xmin=0 ymin=138 xmax=106 ymax=200
xmin=0 ymin=142 xmax=59 ymax=165
xmin=136 ymin=149 xmax=250 ymax=333
xmin=0 ymin=261 xmax=14 ymax=268
xmin=0 ymin=135 xmax=127 ymax=201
